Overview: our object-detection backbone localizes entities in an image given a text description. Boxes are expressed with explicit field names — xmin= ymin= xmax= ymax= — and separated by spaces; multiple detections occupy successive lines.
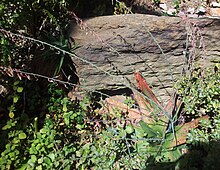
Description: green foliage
xmin=47 ymin=83 xmax=87 ymax=130
xmin=175 ymin=114 xmax=220 ymax=170
xmin=114 ymin=1 xmax=131 ymax=15
xmin=176 ymin=65 xmax=220 ymax=117
xmin=74 ymin=117 xmax=184 ymax=170
xmin=187 ymin=114 xmax=220 ymax=144
xmin=173 ymin=0 xmax=180 ymax=11
xmin=174 ymin=65 xmax=220 ymax=169
xmin=1 ymin=36 xmax=11 ymax=66
xmin=0 ymin=117 xmax=29 ymax=170
xmin=0 ymin=68 xmax=219 ymax=169
xmin=0 ymin=83 xmax=86 ymax=169
xmin=1 ymin=0 xmax=220 ymax=168
xmin=1 ymin=79 xmax=24 ymax=119
xmin=40 ymin=34 xmax=78 ymax=77
xmin=0 ymin=0 xmax=72 ymax=70
xmin=0 ymin=0 xmax=70 ymax=35
xmin=0 ymin=80 xmax=184 ymax=169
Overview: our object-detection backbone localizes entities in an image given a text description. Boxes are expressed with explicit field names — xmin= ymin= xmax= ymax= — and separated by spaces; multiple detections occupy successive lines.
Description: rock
xmin=211 ymin=2 xmax=220 ymax=8
xmin=187 ymin=7 xmax=195 ymax=14
xmin=69 ymin=14 xmax=220 ymax=102
xmin=166 ymin=8 xmax=177 ymax=15
xmin=209 ymin=8 xmax=220 ymax=16
xmin=195 ymin=6 xmax=207 ymax=15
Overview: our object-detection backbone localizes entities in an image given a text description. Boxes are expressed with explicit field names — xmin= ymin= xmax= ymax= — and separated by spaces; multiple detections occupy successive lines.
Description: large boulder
xmin=70 ymin=14 xmax=220 ymax=101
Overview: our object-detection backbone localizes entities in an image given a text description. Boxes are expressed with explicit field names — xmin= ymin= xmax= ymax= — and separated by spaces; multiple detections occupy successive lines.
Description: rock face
xmin=70 ymin=14 xmax=220 ymax=101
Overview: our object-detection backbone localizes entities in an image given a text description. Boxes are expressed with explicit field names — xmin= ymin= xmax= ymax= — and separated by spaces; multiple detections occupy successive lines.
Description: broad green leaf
xmin=12 ymin=138 xmax=20 ymax=144
xmin=19 ymin=132 xmax=27 ymax=139
xmin=119 ymin=129 xmax=126 ymax=138
xmin=136 ymin=140 xmax=150 ymax=153
xmin=30 ymin=147 xmax=38 ymax=154
xmin=134 ymin=126 xmax=146 ymax=138
xmin=17 ymin=163 xmax=28 ymax=170
xmin=48 ymin=153 xmax=55 ymax=161
xmin=36 ymin=165 xmax=43 ymax=170
xmin=76 ymin=124 xmax=82 ymax=130
xmin=125 ymin=125 xmax=134 ymax=134
xmin=44 ymin=157 xmax=52 ymax=165
xmin=31 ymin=155 xmax=37 ymax=162
xmin=152 ymin=124 xmax=166 ymax=138
xmin=162 ymin=148 xmax=182 ymax=162
xmin=63 ymin=113 xmax=70 ymax=125
xmin=38 ymin=157 xmax=43 ymax=164
xmin=139 ymin=120 xmax=157 ymax=138
xmin=2 ymin=124 xmax=11 ymax=130
xmin=13 ymin=95 xmax=19 ymax=103
xmin=17 ymin=87 xmax=23 ymax=93
xmin=9 ymin=112 xmax=14 ymax=118
xmin=14 ymin=81 xmax=20 ymax=86
xmin=40 ymin=128 xmax=47 ymax=134
xmin=63 ymin=104 xmax=67 ymax=112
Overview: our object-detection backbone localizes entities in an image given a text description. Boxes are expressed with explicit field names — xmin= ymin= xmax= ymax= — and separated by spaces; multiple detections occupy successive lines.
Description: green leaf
xmin=125 ymin=125 xmax=134 ymax=134
xmin=17 ymin=87 xmax=23 ymax=93
xmin=17 ymin=163 xmax=28 ymax=170
xmin=13 ymin=95 xmax=19 ymax=103
xmin=76 ymin=124 xmax=82 ymax=130
xmin=152 ymin=123 xmax=166 ymax=138
xmin=9 ymin=112 xmax=14 ymax=118
xmin=31 ymin=155 xmax=37 ymax=162
xmin=36 ymin=165 xmax=43 ymax=170
xmin=40 ymin=128 xmax=47 ymax=134
xmin=119 ymin=129 xmax=126 ymax=138
xmin=135 ymin=126 xmax=146 ymax=138
xmin=2 ymin=124 xmax=11 ymax=130
xmin=139 ymin=120 xmax=157 ymax=138
xmin=12 ymin=138 xmax=20 ymax=144
xmin=63 ymin=104 xmax=67 ymax=112
xmin=14 ymin=81 xmax=20 ymax=86
xmin=44 ymin=157 xmax=52 ymax=165
xmin=63 ymin=113 xmax=70 ymax=125
xmin=48 ymin=153 xmax=55 ymax=161
xmin=19 ymin=132 xmax=27 ymax=139
xmin=38 ymin=157 xmax=43 ymax=164
xmin=162 ymin=148 xmax=182 ymax=162
xmin=30 ymin=147 xmax=38 ymax=154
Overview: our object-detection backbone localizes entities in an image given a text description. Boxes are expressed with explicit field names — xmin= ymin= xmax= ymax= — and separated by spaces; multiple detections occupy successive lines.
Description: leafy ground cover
xmin=0 ymin=0 xmax=220 ymax=169
xmin=0 ymin=66 xmax=219 ymax=169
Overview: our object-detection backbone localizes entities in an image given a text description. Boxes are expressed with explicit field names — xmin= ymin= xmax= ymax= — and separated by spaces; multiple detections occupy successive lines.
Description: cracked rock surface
xmin=70 ymin=14 xmax=220 ymax=101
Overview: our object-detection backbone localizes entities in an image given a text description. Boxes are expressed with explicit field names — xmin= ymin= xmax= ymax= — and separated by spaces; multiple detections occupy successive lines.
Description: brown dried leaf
xmin=167 ymin=115 xmax=209 ymax=148
xmin=100 ymin=95 xmax=154 ymax=124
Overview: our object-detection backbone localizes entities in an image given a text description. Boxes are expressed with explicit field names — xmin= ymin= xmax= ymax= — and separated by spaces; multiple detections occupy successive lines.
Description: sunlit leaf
xmin=9 ymin=112 xmax=14 ymax=118
xmin=2 ymin=124 xmax=11 ymax=130
xmin=63 ymin=104 xmax=67 ymax=112
xmin=13 ymin=95 xmax=19 ymax=103
xmin=17 ymin=87 xmax=23 ymax=93
xmin=139 ymin=120 xmax=157 ymax=138
xmin=36 ymin=165 xmax=43 ymax=170
xmin=44 ymin=157 xmax=52 ymax=165
xmin=14 ymin=81 xmax=20 ymax=86
xmin=19 ymin=132 xmax=27 ymax=139
xmin=125 ymin=125 xmax=134 ymax=134
xmin=31 ymin=155 xmax=37 ymax=162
